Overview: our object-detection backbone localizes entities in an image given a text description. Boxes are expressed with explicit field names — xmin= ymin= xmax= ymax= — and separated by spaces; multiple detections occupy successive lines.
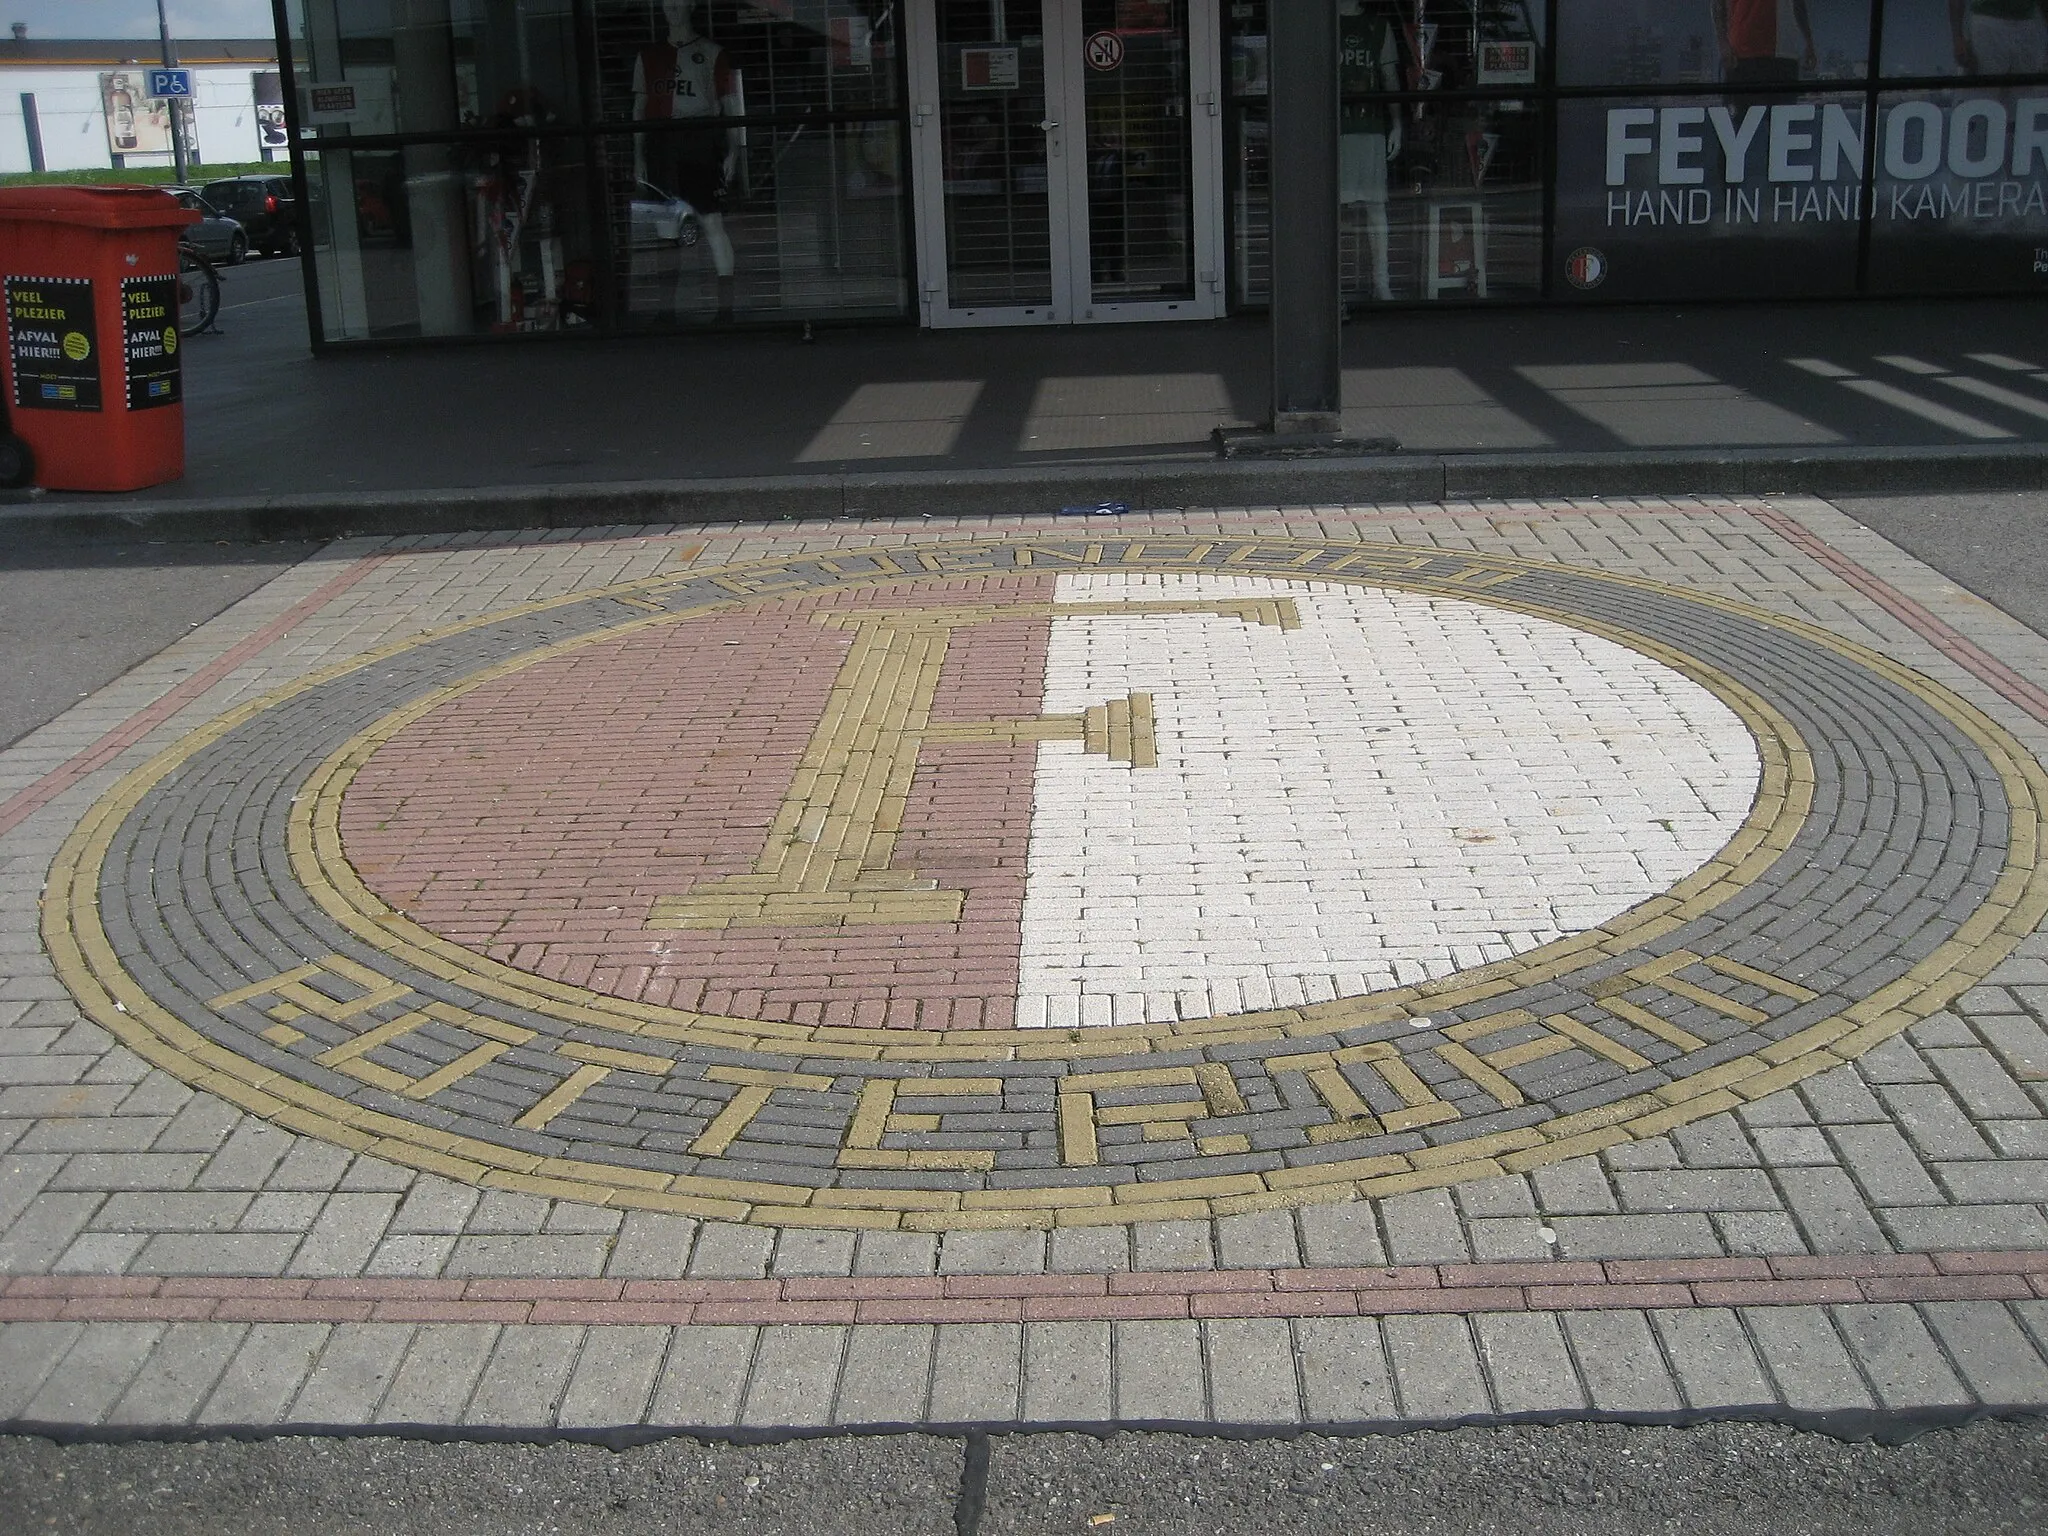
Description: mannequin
xmin=633 ymin=0 xmax=743 ymax=319
xmin=1338 ymin=0 xmax=1402 ymax=302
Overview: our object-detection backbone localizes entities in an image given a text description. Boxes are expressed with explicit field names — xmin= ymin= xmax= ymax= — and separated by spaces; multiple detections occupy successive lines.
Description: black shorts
xmin=644 ymin=129 xmax=727 ymax=214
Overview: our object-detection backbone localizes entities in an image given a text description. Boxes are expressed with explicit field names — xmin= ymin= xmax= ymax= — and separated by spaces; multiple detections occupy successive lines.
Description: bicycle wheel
xmin=177 ymin=249 xmax=220 ymax=335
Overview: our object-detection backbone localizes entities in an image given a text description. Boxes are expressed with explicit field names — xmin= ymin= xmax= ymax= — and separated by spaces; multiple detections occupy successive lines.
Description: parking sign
xmin=146 ymin=68 xmax=193 ymax=99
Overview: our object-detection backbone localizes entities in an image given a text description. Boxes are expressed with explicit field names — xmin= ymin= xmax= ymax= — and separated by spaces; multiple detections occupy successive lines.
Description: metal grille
xmin=937 ymin=0 xmax=1055 ymax=307
xmin=1079 ymin=0 xmax=1195 ymax=301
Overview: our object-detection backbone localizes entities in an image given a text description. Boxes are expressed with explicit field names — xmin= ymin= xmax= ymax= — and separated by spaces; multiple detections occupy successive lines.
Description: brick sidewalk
xmin=3 ymin=500 xmax=2047 ymax=1431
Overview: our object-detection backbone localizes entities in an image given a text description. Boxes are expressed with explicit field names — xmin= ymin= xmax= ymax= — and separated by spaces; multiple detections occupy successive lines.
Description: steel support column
xmin=1267 ymin=0 xmax=1342 ymax=434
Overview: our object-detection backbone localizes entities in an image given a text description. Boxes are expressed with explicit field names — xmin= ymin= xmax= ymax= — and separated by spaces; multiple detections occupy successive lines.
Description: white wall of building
xmin=0 ymin=64 xmax=280 ymax=174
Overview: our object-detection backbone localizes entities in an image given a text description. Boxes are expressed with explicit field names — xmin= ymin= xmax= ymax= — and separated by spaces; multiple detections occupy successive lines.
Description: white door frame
xmin=907 ymin=0 xmax=1225 ymax=328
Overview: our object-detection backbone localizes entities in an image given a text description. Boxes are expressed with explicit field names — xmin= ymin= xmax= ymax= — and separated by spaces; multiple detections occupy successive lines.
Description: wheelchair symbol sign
xmin=1085 ymin=31 xmax=1124 ymax=71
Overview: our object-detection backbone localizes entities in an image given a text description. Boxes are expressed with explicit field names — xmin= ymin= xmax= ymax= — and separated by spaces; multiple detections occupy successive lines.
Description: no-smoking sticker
xmin=1085 ymin=31 xmax=1123 ymax=70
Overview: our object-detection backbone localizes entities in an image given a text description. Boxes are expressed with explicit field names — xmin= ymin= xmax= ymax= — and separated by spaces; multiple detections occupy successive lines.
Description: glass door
xmin=908 ymin=0 xmax=1223 ymax=326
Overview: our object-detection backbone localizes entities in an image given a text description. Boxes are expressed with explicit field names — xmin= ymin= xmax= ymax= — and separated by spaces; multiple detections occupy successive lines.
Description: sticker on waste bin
xmin=121 ymin=275 xmax=180 ymax=410
xmin=6 ymin=276 xmax=100 ymax=411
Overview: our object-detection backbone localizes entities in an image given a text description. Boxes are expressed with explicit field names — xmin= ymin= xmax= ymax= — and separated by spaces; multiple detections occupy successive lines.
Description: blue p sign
xmin=146 ymin=68 xmax=193 ymax=99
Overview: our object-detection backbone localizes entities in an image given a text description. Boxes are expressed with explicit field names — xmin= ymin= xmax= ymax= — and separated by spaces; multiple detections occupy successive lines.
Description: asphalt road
xmin=0 ymin=530 xmax=314 ymax=750
xmin=2 ymin=1419 xmax=2044 ymax=1535
xmin=1837 ymin=490 xmax=2048 ymax=641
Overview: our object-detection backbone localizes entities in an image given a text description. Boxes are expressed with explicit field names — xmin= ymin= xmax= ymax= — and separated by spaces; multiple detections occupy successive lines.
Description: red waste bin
xmin=0 ymin=185 xmax=196 ymax=492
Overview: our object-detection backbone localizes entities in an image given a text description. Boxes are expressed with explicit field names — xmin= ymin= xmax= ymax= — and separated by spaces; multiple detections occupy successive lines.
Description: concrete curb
xmin=4 ymin=443 xmax=2046 ymax=542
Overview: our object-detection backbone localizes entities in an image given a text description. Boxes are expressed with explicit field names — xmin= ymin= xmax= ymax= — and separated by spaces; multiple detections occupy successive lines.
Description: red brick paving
xmin=342 ymin=575 xmax=1060 ymax=1028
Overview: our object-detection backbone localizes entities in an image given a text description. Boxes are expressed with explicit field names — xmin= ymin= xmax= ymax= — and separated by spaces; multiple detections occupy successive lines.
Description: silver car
xmin=628 ymin=180 xmax=702 ymax=248
xmin=167 ymin=187 xmax=248 ymax=265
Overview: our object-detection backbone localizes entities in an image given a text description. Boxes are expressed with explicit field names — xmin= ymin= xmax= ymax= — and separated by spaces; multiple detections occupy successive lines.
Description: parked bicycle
xmin=177 ymin=239 xmax=220 ymax=336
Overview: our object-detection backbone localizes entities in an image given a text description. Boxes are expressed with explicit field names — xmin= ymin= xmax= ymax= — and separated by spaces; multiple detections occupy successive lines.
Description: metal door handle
xmin=1037 ymin=119 xmax=1059 ymax=132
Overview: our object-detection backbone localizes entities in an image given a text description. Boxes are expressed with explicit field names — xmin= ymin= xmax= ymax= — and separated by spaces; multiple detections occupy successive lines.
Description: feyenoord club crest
xmin=48 ymin=540 xmax=2047 ymax=1228
xmin=1566 ymin=246 xmax=1608 ymax=290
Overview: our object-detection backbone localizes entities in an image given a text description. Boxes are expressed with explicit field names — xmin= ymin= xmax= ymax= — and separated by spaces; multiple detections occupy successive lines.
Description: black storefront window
xmin=1869 ymin=86 xmax=2048 ymax=291
xmin=1227 ymin=0 xmax=1549 ymax=308
xmin=275 ymin=2 xmax=2048 ymax=343
xmin=285 ymin=0 xmax=912 ymax=342
xmin=1553 ymin=92 xmax=1870 ymax=300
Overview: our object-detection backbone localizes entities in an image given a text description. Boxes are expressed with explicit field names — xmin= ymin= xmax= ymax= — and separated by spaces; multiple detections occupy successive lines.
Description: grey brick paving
xmin=1295 ymin=1316 xmax=1399 ymax=1422
xmin=132 ymin=1232 xmax=301 ymax=1275
xmin=1828 ymin=1123 xmax=1944 ymax=1204
xmin=1205 ymin=1318 xmax=1301 ymax=1424
xmin=0 ymin=1192 xmax=98 ymax=1270
xmin=465 ymin=1325 xmax=582 ymax=1427
xmin=0 ymin=1321 xmax=83 ymax=1419
xmin=741 ymin=1326 xmax=845 ymax=1428
xmin=1560 ymin=1310 xmax=1684 ymax=1413
xmin=1830 ymin=1305 xmax=1973 ymax=1409
xmin=1475 ymin=1313 xmax=1588 ymax=1414
xmin=1776 ymin=1167 xmax=1894 ymax=1253
xmin=1023 ymin=1322 xmax=1112 ymax=1423
xmin=1920 ymin=1303 xmax=2048 ymax=1404
xmin=374 ymin=1323 xmax=498 ymax=1424
xmin=105 ymin=1322 xmax=246 ymax=1426
xmin=1297 ymin=1201 xmax=1388 ymax=1266
xmin=649 ymin=1325 xmax=756 ymax=1427
xmin=686 ymin=1223 xmax=774 ymax=1279
xmin=389 ymin=1177 xmax=480 ymax=1236
xmin=833 ymin=1323 xmax=934 ymax=1426
xmin=7 ymin=508 xmax=2048 ymax=1435
xmin=1113 ymin=1320 xmax=1205 ymax=1422
xmin=1383 ymin=1315 xmax=1490 ymax=1420
xmin=1653 ymin=1310 xmax=1775 ymax=1409
xmin=289 ymin=1324 xmax=415 ymax=1425
xmin=287 ymin=1192 xmax=400 ymax=1277
xmin=1215 ymin=1210 xmax=1299 ymax=1268
xmin=606 ymin=1212 xmax=699 ymax=1278
xmin=556 ymin=1325 xmax=669 ymax=1428
xmin=940 ymin=1230 xmax=1046 ymax=1276
xmin=1880 ymin=1203 xmax=2048 ymax=1249
xmin=929 ymin=1323 xmax=1022 ymax=1423
xmin=1742 ymin=1308 xmax=1876 ymax=1412
xmin=196 ymin=1323 xmax=329 ymax=1426
xmin=856 ymin=1230 xmax=940 ymax=1276
xmin=1550 ymin=1212 xmax=1723 ymax=1259
xmin=23 ymin=1321 xmax=163 ymax=1424
xmin=1381 ymin=1189 xmax=1472 ymax=1263
xmin=445 ymin=1235 xmax=612 ymax=1278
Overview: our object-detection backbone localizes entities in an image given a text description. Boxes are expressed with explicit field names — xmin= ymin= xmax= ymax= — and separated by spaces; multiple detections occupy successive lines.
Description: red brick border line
xmin=0 ymin=553 xmax=392 ymax=841
xmin=3 ymin=1253 xmax=2043 ymax=1326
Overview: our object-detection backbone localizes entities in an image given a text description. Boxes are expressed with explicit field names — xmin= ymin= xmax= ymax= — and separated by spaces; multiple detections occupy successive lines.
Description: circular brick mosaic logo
xmin=45 ymin=538 xmax=2048 ymax=1230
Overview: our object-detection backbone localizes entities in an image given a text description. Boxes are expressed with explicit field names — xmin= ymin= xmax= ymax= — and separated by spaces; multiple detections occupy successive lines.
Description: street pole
xmin=1266 ymin=0 xmax=1342 ymax=435
xmin=157 ymin=0 xmax=187 ymax=183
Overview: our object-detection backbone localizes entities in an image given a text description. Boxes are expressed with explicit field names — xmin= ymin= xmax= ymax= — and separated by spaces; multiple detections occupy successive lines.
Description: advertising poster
xmin=7 ymin=277 xmax=101 ymax=412
xmin=1552 ymin=94 xmax=1866 ymax=298
xmin=122 ymin=276 xmax=180 ymax=411
xmin=254 ymin=71 xmax=288 ymax=152
xmin=100 ymin=70 xmax=173 ymax=157
xmin=1869 ymin=87 xmax=2048 ymax=291
xmin=1558 ymin=0 xmax=1871 ymax=87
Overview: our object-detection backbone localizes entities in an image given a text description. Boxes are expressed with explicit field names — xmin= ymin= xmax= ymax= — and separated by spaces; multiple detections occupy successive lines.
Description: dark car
xmin=199 ymin=174 xmax=299 ymax=257
xmin=165 ymin=187 xmax=247 ymax=264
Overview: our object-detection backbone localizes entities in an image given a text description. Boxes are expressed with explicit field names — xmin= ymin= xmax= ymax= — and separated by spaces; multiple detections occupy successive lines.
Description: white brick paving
xmin=1016 ymin=574 xmax=1759 ymax=1024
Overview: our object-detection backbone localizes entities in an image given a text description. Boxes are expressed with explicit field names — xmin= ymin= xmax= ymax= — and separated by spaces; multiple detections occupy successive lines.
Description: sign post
xmin=154 ymin=0 xmax=186 ymax=184
xmin=1267 ymin=0 xmax=1341 ymax=435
